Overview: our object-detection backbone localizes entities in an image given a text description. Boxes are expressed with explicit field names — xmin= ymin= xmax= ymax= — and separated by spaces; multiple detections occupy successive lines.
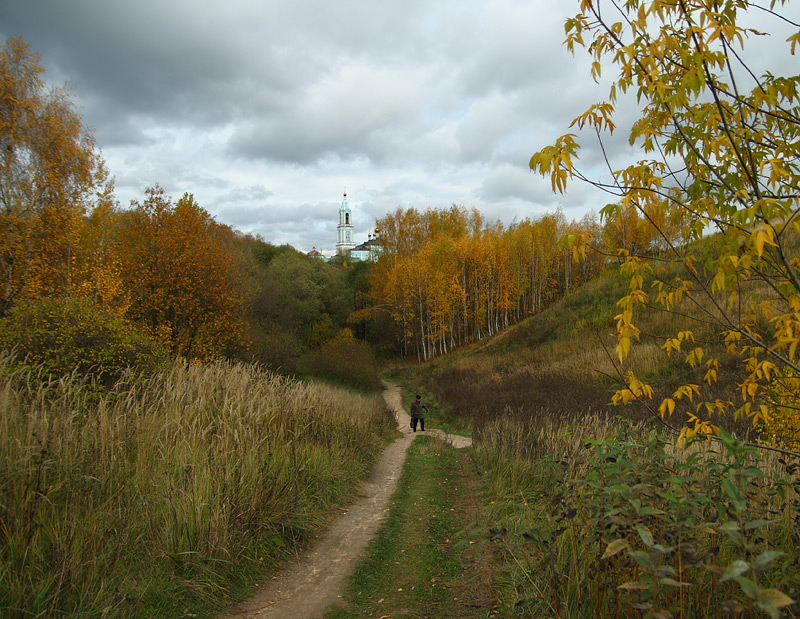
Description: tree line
xmin=1 ymin=36 xmax=376 ymax=382
xmin=364 ymin=205 xmax=647 ymax=361
xmin=2 ymin=34 xmax=674 ymax=375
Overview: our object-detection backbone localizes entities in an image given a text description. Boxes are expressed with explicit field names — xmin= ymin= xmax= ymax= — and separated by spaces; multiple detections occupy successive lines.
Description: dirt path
xmin=381 ymin=380 xmax=472 ymax=449
xmin=220 ymin=381 xmax=471 ymax=619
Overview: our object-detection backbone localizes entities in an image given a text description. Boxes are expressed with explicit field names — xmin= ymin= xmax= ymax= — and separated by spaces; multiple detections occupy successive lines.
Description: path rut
xmin=220 ymin=381 xmax=470 ymax=619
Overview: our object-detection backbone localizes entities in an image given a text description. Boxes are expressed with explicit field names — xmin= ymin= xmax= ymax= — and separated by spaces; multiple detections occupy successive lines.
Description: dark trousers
xmin=411 ymin=417 xmax=424 ymax=432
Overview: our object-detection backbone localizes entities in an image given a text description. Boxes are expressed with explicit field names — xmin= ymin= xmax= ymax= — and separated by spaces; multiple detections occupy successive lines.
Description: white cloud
xmin=2 ymin=0 xmax=796 ymax=253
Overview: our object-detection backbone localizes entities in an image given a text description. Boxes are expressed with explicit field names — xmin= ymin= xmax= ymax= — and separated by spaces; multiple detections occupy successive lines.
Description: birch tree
xmin=530 ymin=0 xmax=800 ymax=449
xmin=0 ymin=36 xmax=100 ymax=313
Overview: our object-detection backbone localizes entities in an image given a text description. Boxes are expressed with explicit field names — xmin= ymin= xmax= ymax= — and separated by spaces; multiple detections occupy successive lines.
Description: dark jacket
xmin=410 ymin=399 xmax=427 ymax=419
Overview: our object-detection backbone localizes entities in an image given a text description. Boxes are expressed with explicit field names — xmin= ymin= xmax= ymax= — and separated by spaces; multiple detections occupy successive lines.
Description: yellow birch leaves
xmin=531 ymin=0 xmax=800 ymax=447
xmin=0 ymin=36 xmax=99 ymax=311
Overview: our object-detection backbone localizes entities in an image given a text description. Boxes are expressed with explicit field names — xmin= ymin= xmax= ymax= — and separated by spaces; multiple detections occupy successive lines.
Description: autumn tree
xmin=369 ymin=204 xmax=603 ymax=359
xmin=0 ymin=36 xmax=100 ymax=313
xmin=268 ymin=250 xmax=352 ymax=344
xmin=117 ymin=186 xmax=245 ymax=358
xmin=69 ymin=168 xmax=131 ymax=315
xmin=531 ymin=1 xmax=800 ymax=449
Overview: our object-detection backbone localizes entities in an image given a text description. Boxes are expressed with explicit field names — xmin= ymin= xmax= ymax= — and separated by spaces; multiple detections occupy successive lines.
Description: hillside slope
xmin=402 ymin=264 xmax=752 ymax=440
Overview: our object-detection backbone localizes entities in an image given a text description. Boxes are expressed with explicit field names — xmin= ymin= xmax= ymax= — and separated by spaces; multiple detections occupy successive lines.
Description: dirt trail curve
xmin=220 ymin=380 xmax=471 ymax=619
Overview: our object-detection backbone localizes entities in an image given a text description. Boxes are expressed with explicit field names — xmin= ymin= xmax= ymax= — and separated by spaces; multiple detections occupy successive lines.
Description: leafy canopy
xmin=0 ymin=36 xmax=102 ymax=313
xmin=530 ymin=0 xmax=800 ymax=450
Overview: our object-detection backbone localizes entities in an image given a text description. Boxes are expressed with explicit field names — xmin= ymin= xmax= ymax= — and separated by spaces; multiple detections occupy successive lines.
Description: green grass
xmin=326 ymin=437 xmax=497 ymax=619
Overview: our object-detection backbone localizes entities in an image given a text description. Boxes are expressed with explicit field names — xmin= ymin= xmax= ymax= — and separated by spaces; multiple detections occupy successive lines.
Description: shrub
xmin=0 ymin=297 xmax=168 ymax=386
xmin=248 ymin=327 xmax=304 ymax=375
xmin=300 ymin=335 xmax=382 ymax=392
xmin=476 ymin=420 xmax=800 ymax=618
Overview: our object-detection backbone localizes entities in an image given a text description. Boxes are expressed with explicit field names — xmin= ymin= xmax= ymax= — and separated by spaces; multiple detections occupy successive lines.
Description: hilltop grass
xmin=0 ymin=352 xmax=396 ymax=618
xmin=326 ymin=437 xmax=498 ymax=619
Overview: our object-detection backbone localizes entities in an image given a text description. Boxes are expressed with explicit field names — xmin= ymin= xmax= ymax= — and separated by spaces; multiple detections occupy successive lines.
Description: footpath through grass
xmin=326 ymin=436 xmax=498 ymax=619
xmin=0 ymin=357 xmax=395 ymax=618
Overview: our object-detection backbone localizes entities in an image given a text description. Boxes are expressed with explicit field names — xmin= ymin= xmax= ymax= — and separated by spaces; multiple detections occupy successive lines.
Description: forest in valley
xmin=1 ymin=35 xmax=658 ymax=382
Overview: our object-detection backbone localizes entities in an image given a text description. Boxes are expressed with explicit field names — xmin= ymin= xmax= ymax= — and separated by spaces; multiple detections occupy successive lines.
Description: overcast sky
xmin=1 ymin=1 xmax=797 ymax=253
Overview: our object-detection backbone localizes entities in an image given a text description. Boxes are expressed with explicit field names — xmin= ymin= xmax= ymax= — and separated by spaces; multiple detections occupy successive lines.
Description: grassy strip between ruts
xmin=326 ymin=436 xmax=499 ymax=619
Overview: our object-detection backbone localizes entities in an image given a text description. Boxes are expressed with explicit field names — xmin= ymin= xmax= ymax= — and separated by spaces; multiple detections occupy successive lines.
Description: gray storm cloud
xmin=2 ymin=0 xmax=794 ymax=252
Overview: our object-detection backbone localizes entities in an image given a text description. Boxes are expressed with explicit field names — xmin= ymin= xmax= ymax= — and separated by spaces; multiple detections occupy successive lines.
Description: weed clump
xmin=0 ymin=297 xmax=167 ymax=387
xmin=300 ymin=334 xmax=383 ymax=392
xmin=476 ymin=419 xmax=800 ymax=617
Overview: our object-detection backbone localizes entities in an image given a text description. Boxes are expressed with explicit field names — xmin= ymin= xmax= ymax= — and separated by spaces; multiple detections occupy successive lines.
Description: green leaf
xmin=655 ymin=565 xmax=677 ymax=578
xmin=742 ymin=466 xmax=765 ymax=478
xmin=722 ymin=559 xmax=751 ymax=581
xmin=718 ymin=521 xmax=745 ymax=546
xmin=718 ymin=428 xmax=737 ymax=452
xmin=636 ymin=525 xmax=654 ymax=548
xmin=637 ymin=506 xmax=664 ymax=517
xmin=629 ymin=550 xmax=655 ymax=570
xmin=721 ymin=478 xmax=746 ymax=512
xmin=607 ymin=483 xmax=632 ymax=499
xmin=734 ymin=575 xmax=759 ymax=599
xmin=744 ymin=519 xmax=772 ymax=531
xmin=754 ymin=600 xmax=781 ymax=619
xmin=752 ymin=550 xmax=783 ymax=569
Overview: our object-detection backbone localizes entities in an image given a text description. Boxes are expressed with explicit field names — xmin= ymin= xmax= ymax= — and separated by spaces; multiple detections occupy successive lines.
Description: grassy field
xmin=397 ymin=261 xmax=800 ymax=617
xmin=0 ymin=352 xmax=396 ymax=618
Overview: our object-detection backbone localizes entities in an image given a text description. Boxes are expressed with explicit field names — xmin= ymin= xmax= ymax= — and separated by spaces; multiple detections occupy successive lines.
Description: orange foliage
xmin=0 ymin=36 xmax=99 ymax=312
xmin=117 ymin=187 xmax=246 ymax=358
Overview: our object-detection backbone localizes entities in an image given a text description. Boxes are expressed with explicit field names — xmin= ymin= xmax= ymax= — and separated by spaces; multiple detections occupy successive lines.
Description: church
xmin=334 ymin=191 xmax=382 ymax=262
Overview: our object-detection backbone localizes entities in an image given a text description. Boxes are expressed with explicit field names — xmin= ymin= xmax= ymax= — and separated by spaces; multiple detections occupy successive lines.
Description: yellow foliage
xmin=371 ymin=205 xmax=605 ymax=360
xmin=0 ymin=37 xmax=100 ymax=312
xmin=759 ymin=367 xmax=800 ymax=451
xmin=530 ymin=0 xmax=800 ymax=450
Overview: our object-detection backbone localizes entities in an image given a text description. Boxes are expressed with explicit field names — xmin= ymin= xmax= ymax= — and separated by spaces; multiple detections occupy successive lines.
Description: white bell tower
xmin=336 ymin=191 xmax=355 ymax=256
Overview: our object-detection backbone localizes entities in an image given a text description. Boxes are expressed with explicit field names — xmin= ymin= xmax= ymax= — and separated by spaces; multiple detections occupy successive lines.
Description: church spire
xmin=336 ymin=189 xmax=355 ymax=256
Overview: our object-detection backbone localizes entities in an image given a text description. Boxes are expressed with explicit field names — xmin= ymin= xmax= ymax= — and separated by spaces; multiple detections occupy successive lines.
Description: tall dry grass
xmin=0 ymin=351 xmax=395 ymax=617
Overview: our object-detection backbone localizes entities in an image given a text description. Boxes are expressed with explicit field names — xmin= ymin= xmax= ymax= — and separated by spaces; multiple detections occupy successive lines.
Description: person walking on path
xmin=409 ymin=394 xmax=428 ymax=432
